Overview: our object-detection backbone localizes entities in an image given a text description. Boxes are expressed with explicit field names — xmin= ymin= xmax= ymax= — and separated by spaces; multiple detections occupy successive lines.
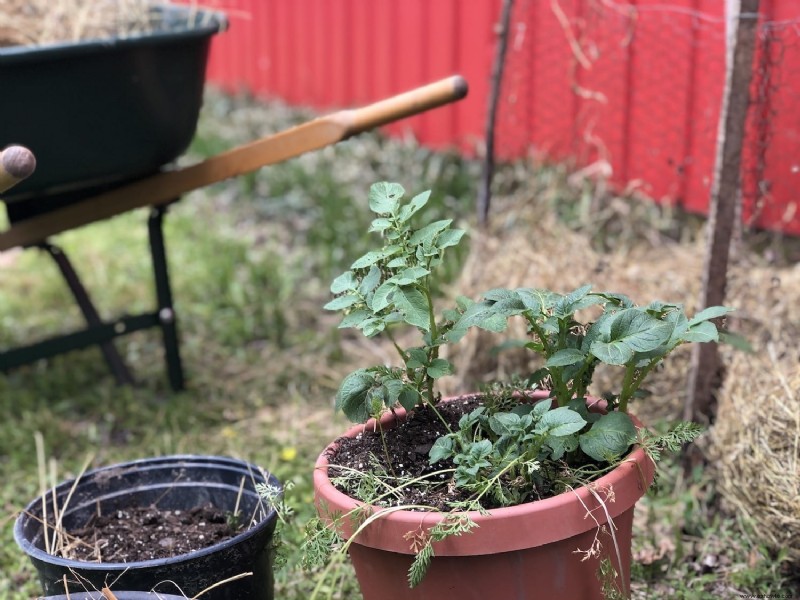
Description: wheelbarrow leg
xmin=148 ymin=204 xmax=184 ymax=391
xmin=40 ymin=242 xmax=137 ymax=386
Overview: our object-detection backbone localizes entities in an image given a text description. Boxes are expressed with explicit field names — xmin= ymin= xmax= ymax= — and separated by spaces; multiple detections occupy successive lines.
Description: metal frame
xmin=0 ymin=203 xmax=185 ymax=390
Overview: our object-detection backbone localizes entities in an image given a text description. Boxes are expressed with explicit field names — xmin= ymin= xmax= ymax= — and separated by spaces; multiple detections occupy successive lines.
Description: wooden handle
xmin=338 ymin=75 xmax=468 ymax=136
xmin=0 ymin=145 xmax=36 ymax=194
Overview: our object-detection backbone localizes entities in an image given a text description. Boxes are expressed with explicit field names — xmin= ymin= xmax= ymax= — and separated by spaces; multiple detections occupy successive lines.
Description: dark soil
xmin=66 ymin=504 xmax=240 ymax=562
xmin=327 ymin=396 xmax=483 ymax=511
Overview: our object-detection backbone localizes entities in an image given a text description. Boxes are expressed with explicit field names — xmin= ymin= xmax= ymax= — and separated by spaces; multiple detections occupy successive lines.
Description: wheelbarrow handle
xmin=337 ymin=75 xmax=468 ymax=137
xmin=0 ymin=145 xmax=36 ymax=194
xmin=0 ymin=75 xmax=468 ymax=251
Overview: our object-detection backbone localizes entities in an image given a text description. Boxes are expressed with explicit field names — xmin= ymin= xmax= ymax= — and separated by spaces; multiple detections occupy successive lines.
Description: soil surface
xmin=328 ymin=396 xmax=484 ymax=511
xmin=66 ymin=504 xmax=240 ymax=562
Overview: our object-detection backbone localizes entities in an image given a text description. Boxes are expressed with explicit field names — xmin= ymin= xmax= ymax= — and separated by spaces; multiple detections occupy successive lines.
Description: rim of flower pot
xmin=15 ymin=454 xmax=279 ymax=571
xmin=313 ymin=396 xmax=656 ymax=556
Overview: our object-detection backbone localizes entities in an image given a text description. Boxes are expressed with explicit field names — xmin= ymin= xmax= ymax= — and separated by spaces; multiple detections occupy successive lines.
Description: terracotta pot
xmin=313 ymin=396 xmax=655 ymax=600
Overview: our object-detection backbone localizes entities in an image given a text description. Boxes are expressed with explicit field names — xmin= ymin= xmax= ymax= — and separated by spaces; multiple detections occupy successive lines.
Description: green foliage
xmin=452 ymin=287 xmax=732 ymax=413
xmin=320 ymin=181 xmax=735 ymax=589
xmin=636 ymin=422 xmax=705 ymax=465
xmin=300 ymin=515 xmax=346 ymax=572
xmin=326 ymin=182 xmax=465 ymax=422
xmin=406 ymin=514 xmax=478 ymax=588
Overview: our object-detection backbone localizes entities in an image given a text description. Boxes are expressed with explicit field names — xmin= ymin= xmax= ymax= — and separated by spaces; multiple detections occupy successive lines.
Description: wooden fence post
xmin=477 ymin=0 xmax=515 ymax=228
xmin=684 ymin=0 xmax=760 ymax=424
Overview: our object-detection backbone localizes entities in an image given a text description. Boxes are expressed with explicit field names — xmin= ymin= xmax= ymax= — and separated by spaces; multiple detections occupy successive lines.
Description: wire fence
xmin=493 ymin=0 xmax=800 ymax=235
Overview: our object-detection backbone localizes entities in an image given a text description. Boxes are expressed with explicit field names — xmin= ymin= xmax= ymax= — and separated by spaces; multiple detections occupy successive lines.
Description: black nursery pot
xmin=15 ymin=455 xmax=279 ymax=600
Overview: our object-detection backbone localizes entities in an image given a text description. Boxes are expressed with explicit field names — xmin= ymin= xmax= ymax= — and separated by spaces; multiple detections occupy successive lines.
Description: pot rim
xmin=313 ymin=396 xmax=656 ymax=556
xmin=15 ymin=454 xmax=279 ymax=569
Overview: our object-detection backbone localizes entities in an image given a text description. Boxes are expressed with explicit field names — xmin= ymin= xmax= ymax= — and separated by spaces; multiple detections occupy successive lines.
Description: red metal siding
xmin=184 ymin=0 xmax=800 ymax=235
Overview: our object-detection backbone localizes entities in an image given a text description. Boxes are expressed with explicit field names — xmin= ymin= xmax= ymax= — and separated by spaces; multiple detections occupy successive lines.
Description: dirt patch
xmin=66 ymin=504 xmax=240 ymax=562
xmin=328 ymin=398 xmax=477 ymax=512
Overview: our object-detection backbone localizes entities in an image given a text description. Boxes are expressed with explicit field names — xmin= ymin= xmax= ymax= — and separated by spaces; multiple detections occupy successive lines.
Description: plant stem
xmin=619 ymin=363 xmax=637 ymax=413
xmin=376 ymin=419 xmax=397 ymax=478
xmin=425 ymin=401 xmax=454 ymax=435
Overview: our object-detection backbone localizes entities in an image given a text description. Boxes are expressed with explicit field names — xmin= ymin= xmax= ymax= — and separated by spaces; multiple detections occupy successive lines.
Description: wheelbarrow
xmin=0 ymin=59 xmax=467 ymax=390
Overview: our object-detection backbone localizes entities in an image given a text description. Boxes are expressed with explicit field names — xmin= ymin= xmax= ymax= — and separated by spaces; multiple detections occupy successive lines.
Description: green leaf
xmin=391 ymin=266 xmax=430 ymax=285
xmin=682 ymin=321 xmax=719 ymax=343
xmin=397 ymin=386 xmax=420 ymax=411
xmin=426 ymin=358 xmax=453 ymax=379
xmin=386 ymin=256 xmax=407 ymax=269
xmin=455 ymin=301 xmax=492 ymax=327
xmin=515 ymin=288 xmax=546 ymax=314
xmin=590 ymin=339 xmax=634 ymax=365
xmin=545 ymin=435 xmax=579 ymax=460
xmin=597 ymin=292 xmax=635 ymax=309
xmin=368 ymin=217 xmax=393 ymax=233
xmin=351 ymin=245 xmax=402 ymax=269
xmin=335 ymin=370 xmax=376 ymax=422
xmin=371 ymin=280 xmax=397 ymax=312
xmin=398 ymin=190 xmax=430 ymax=222
xmin=610 ymin=309 xmax=674 ymax=352
xmin=429 ymin=436 xmax=455 ymax=464
xmin=338 ymin=309 xmax=371 ymax=329
xmin=394 ymin=287 xmax=431 ymax=330
xmin=537 ymin=406 xmax=586 ymax=437
xmin=330 ymin=271 xmax=358 ymax=294
xmin=323 ymin=294 xmax=359 ymax=311
xmin=579 ymin=412 xmax=636 ymax=462
xmin=468 ymin=439 xmax=493 ymax=459
xmin=360 ymin=318 xmax=386 ymax=337
xmin=719 ymin=330 xmax=753 ymax=352
xmin=408 ymin=219 xmax=452 ymax=247
xmin=553 ymin=285 xmax=602 ymax=317
xmin=406 ymin=347 xmax=428 ymax=368
xmin=381 ymin=378 xmax=404 ymax=404
xmin=475 ymin=313 xmax=509 ymax=333
xmin=482 ymin=288 xmax=517 ymax=301
xmin=546 ymin=348 xmax=586 ymax=367
xmin=488 ymin=412 xmax=520 ymax=436
xmin=435 ymin=228 xmax=466 ymax=250
xmin=688 ymin=305 xmax=733 ymax=326
xmin=591 ymin=309 xmax=674 ymax=365
xmin=358 ymin=266 xmax=382 ymax=296
xmin=369 ymin=182 xmax=404 ymax=214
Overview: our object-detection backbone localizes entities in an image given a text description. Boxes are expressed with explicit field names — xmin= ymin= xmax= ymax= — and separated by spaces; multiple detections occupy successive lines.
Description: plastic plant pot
xmin=15 ymin=455 xmax=279 ymax=600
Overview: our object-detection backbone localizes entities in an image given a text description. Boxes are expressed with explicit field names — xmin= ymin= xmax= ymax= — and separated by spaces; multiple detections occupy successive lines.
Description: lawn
xmin=1 ymin=89 xmax=797 ymax=599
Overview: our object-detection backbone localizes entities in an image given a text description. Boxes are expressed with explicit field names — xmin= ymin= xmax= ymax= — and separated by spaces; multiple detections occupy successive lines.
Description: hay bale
xmin=711 ymin=350 xmax=800 ymax=561
xmin=0 ymin=0 xmax=162 ymax=47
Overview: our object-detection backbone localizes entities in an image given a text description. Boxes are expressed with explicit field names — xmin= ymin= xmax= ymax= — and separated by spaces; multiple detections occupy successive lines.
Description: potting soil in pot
xmin=64 ymin=503 xmax=241 ymax=562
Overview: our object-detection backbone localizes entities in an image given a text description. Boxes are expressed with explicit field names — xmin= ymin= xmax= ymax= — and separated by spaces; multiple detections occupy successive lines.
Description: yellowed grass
xmin=711 ymin=349 xmax=800 ymax=561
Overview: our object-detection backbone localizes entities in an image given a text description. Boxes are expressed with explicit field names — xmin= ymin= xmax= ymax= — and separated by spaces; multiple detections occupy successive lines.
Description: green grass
xmin=1 ymin=91 xmax=797 ymax=599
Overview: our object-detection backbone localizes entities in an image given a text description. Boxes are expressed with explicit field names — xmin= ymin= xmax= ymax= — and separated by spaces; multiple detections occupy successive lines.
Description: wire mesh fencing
xmin=493 ymin=0 xmax=800 ymax=236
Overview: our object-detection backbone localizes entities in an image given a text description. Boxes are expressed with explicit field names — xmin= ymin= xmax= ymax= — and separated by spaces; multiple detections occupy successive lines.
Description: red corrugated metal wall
xmin=183 ymin=0 xmax=800 ymax=235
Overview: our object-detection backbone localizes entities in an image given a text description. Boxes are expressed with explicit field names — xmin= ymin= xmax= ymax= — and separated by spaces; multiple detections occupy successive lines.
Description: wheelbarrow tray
xmin=0 ymin=3 xmax=227 ymax=204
